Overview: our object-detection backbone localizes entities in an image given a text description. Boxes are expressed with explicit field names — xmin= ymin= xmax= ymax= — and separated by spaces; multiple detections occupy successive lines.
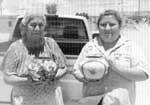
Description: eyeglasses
xmin=29 ymin=23 xmax=45 ymax=29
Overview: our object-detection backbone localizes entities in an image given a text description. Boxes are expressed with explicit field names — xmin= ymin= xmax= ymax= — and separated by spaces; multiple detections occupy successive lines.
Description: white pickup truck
xmin=0 ymin=14 xmax=93 ymax=104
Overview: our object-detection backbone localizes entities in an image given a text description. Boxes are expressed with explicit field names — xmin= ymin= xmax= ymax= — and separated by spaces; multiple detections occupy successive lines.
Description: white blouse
xmin=74 ymin=36 xmax=148 ymax=105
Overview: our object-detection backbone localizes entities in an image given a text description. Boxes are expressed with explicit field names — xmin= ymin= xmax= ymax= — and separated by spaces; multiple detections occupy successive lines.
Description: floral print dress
xmin=1 ymin=37 xmax=66 ymax=105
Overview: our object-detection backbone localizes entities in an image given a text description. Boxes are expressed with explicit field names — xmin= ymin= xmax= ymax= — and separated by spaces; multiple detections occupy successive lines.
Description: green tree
xmin=46 ymin=3 xmax=57 ymax=14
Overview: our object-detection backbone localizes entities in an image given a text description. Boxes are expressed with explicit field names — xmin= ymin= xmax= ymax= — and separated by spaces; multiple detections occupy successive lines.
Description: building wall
xmin=0 ymin=15 xmax=16 ymax=33
xmin=0 ymin=15 xmax=17 ymax=41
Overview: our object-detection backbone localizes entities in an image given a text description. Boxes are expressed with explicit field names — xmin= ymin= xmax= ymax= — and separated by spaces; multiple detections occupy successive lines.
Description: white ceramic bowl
xmin=81 ymin=59 xmax=108 ymax=81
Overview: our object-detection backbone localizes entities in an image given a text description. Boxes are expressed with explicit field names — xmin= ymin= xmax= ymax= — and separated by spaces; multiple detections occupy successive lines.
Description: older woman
xmin=1 ymin=10 xmax=67 ymax=105
xmin=73 ymin=10 xmax=149 ymax=105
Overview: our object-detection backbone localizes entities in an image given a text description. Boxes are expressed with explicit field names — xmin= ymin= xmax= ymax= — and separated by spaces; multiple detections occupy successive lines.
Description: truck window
xmin=45 ymin=17 xmax=88 ymax=55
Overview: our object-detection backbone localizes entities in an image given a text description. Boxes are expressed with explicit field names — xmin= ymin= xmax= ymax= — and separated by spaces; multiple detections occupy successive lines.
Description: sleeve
xmin=130 ymin=43 xmax=149 ymax=77
xmin=47 ymin=38 xmax=67 ymax=68
xmin=1 ymin=45 xmax=19 ymax=76
xmin=73 ymin=42 xmax=92 ymax=73
xmin=117 ymin=41 xmax=149 ymax=77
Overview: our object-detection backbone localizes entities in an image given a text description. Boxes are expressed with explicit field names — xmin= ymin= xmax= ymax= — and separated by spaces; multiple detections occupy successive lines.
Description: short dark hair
xmin=97 ymin=10 xmax=123 ymax=28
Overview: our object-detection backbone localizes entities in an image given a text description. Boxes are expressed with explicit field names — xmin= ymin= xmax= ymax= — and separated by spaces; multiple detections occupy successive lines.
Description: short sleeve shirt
xmin=74 ymin=36 xmax=148 ymax=105
xmin=1 ymin=37 xmax=66 ymax=105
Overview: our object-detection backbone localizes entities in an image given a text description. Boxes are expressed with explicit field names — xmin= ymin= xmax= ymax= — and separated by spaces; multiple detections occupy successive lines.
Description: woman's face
xmin=98 ymin=15 xmax=120 ymax=43
xmin=26 ymin=17 xmax=45 ymax=42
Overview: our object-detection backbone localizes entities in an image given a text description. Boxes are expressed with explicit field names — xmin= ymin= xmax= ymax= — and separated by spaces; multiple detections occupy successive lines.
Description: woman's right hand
xmin=27 ymin=76 xmax=44 ymax=86
xmin=71 ymin=70 xmax=88 ymax=83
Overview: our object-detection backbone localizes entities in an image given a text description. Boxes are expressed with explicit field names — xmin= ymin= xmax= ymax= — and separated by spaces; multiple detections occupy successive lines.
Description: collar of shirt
xmin=92 ymin=36 xmax=130 ymax=56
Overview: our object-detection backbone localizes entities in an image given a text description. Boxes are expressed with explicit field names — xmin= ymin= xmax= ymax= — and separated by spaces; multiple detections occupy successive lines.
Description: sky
xmin=0 ymin=0 xmax=150 ymax=15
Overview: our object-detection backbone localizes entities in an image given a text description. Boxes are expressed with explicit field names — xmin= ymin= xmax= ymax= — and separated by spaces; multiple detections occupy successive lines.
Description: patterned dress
xmin=74 ymin=36 xmax=148 ymax=105
xmin=1 ymin=37 xmax=66 ymax=105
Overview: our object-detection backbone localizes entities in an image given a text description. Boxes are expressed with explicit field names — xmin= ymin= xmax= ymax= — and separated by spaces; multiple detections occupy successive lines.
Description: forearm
xmin=3 ymin=75 xmax=29 ymax=86
xmin=110 ymin=62 xmax=148 ymax=81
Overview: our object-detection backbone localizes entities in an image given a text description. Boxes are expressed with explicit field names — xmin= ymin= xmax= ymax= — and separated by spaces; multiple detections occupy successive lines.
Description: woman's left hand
xmin=27 ymin=76 xmax=44 ymax=85
xmin=106 ymin=55 xmax=131 ymax=73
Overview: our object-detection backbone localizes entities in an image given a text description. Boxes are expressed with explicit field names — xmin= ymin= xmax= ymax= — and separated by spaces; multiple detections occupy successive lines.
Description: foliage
xmin=75 ymin=12 xmax=89 ymax=20
xmin=46 ymin=3 xmax=57 ymax=14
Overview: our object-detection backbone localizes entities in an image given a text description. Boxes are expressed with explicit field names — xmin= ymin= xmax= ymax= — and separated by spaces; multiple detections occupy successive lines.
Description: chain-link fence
xmin=0 ymin=0 xmax=150 ymax=40
xmin=0 ymin=0 xmax=148 ymax=15
xmin=0 ymin=0 xmax=150 ymax=23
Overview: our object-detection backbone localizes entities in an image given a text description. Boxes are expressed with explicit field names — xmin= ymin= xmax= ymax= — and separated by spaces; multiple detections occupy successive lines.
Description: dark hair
xmin=97 ymin=10 xmax=123 ymax=28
